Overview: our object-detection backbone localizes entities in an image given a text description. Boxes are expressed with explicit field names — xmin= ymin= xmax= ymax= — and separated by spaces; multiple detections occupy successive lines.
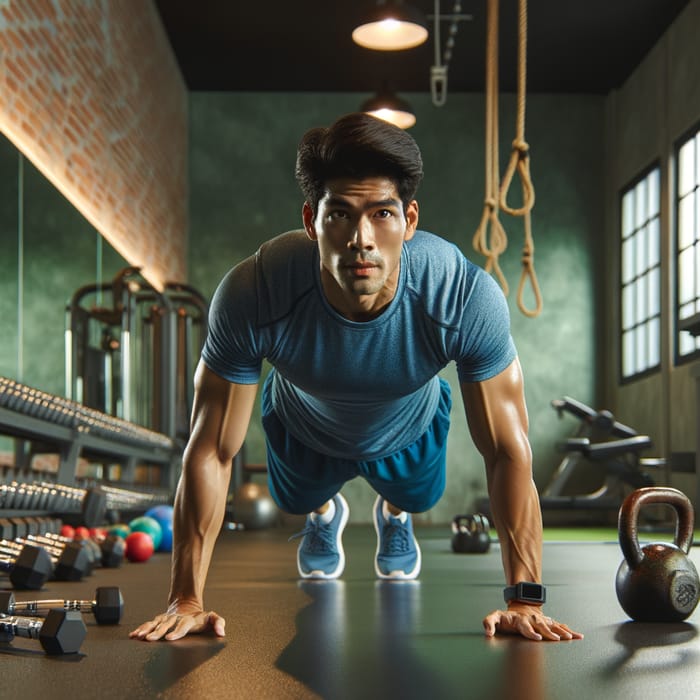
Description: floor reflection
xmin=276 ymin=579 xmax=450 ymax=698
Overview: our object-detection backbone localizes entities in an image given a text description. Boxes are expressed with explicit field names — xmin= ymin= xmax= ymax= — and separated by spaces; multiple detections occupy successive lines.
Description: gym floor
xmin=2 ymin=521 xmax=699 ymax=700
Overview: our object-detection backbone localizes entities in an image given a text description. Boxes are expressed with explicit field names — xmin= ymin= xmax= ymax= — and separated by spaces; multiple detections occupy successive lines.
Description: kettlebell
xmin=451 ymin=513 xmax=491 ymax=554
xmin=616 ymin=486 xmax=699 ymax=622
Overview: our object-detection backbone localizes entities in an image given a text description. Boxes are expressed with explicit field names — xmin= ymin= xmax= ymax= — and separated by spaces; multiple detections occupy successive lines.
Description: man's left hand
xmin=483 ymin=603 xmax=584 ymax=641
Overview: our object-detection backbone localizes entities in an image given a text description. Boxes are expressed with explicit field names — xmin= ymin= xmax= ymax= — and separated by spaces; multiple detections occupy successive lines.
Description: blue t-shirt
xmin=202 ymin=229 xmax=516 ymax=460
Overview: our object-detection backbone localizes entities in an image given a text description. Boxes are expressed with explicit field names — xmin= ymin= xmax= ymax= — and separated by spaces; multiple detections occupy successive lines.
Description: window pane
xmin=679 ymin=193 xmax=695 ymax=251
xmin=679 ymin=139 xmax=695 ymax=197
xmin=647 ymin=168 xmax=660 ymax=217
xmin=635 ymin=324 xmax=647 ymax=372
xmin=622 ymin=191 xmax=635 ymax=238
xmin=622 ymin=284 xmax=634 ymax=329
xmin=635 ymin=227 xmax=648 ymax=272
xmin=697 ymin=243 xmax=700 ymax=298
xmin=648 ymin=217 xmax=660 ymax=268
xmin=680 ymin=301 xmax=695 ymax=320
xmin=679 ymin=329 xmax=696 ymax=356
xmin=680 ymin=246 xmax=695 ymax=304
xmin=622 ymin=331 xmax=635 ymax=377
xmin=636 ymin=275 xmax=648 ymax=324
xmin=648 ymin=318 xmax=660 ymax=367
xmin=648 ymin=267 xmax=660 ymax=316
xmin=622 ymin=237 xmax=634 ymax=284
xmin=635 ymin=179 xmax=648 ymax=227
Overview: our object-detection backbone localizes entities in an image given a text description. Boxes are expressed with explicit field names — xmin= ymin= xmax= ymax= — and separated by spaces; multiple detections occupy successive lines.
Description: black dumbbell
xmin=72 ymin=533 xmax=126 ymax=568
xmin=0 ymin=544 xmax=53 ymax=590
xmin=0 ymin=539 xmax=89 ymax=582
xmin=0 ymin=586 xmax=123 ymax=625
xmin=39 ymin=483 xmax=107 ymax=529
xmin=0 ymin=608 xmax=86 ymax=654
xmin=27 ymin=533 xmax=98 ymax=575
xmin=451 ymin=513 xmax=491 ymax=553
xmin=44 ymin=533 xmax=121 ymax=569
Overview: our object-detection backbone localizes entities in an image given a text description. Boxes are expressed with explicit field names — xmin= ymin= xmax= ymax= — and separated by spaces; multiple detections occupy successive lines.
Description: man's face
xmin=303 ymin=176 xmax=418 ymax=321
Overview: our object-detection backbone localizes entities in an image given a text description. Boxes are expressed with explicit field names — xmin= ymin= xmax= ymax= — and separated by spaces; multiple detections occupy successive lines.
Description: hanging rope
xmin=499 ymin=0 xmax=542 ymax=317
xmin=472 ymin=0 xmax=508 ymax=294
xmin=473 ymin=0 xmax=542 ymax=317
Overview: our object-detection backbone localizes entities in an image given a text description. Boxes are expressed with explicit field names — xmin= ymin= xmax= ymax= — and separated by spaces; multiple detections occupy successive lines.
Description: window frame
xmin=673 ymin=120 xmax=700 ymax=366
xmin=618 ymin=161 xmax=663 ymax=384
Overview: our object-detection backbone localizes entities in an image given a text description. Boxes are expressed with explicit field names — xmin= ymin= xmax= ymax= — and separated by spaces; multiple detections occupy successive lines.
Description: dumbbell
xmin=451 ymin=513 xmax=491 ymax=553
xmin=0 ymin=538 xmax=89 ymax=582
xmin=0 ymin=586 xmax=123 ymax=625
xmin=45 ymin=531 xmax=125 ymax=569
xmin=0 ymin=608 xmax=86 ymax=654
xmin=0 ymin=544 xmax=53 ymax=590
xmin=26 ymin=533 xmax=98 ymax=575
xmin=37 ymin=482 xmax=107 ymax=529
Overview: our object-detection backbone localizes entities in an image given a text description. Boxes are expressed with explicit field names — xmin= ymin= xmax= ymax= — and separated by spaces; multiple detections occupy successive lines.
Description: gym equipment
xmin=226 ymin=445 xmax=279 ymax=530
xmin=66 ymin=268 xmax=208 ymax=441
xmin=125 ymin=531 xmax=154 ymax=562
xmin=616 ymin=486 xmax=699 ymax=622
xmin=1 ymin=538 xmax=89 ymax=581
xmin=0 ymin=377 xmax=178 ymax=494
xmin=0 ymin=586 xmax=124 ymax=625
xmin=144 ymin=504 xmax=174 ymax=551
xmin=451 ymin=514 xmax=491 ymax=553
xmin=0 ymin=608 xmax=86 ymax=654
xmin=31 ymin=531 xmax=100 ymax=572
xmin=539 ymin=396 xmax=664 ymax=515
xmin=128 ymin=515 xmax=162 ymax=550
xmin=0 ymin=544 xmax=53 ymax=590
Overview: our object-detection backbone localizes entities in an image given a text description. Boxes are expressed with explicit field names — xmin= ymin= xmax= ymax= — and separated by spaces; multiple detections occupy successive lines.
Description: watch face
xmin=521 ymin=583 xmax=542 ymax=599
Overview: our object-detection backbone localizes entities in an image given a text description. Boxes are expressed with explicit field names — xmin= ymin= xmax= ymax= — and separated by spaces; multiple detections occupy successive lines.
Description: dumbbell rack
xmin=0 ymin=376 xmax=178 ymax=532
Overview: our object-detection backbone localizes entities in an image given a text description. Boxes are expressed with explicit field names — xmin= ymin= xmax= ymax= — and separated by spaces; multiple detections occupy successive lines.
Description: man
xmin=130 ymin=112 xmax=582 ymax=643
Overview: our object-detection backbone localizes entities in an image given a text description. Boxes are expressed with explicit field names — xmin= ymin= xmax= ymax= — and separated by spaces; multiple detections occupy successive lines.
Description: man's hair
xmin=295 ymin=112 xmax=424 ymax=213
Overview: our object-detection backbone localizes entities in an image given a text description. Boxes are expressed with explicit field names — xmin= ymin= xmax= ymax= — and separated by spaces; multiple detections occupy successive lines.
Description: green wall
xmin=188 ymin=92 xmax=605 ymax=522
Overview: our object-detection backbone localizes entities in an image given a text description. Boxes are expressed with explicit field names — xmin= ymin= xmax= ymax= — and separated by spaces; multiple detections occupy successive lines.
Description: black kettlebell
xmin=616 ymin=486 xmax=700 ymax=622
xmin=451 ymin=514 xmax=491 ymax=554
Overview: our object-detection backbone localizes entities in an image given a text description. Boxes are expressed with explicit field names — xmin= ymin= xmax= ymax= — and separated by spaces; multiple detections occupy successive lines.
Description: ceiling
xmin=153 ymin=0 xmax=691 ymax=96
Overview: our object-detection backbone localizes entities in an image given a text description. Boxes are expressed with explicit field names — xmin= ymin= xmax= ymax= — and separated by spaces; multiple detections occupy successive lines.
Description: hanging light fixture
xmin=361 ymin=88 xmax=416 ymax=129
xmin=352 ymin=1 xmax=429 ymax=51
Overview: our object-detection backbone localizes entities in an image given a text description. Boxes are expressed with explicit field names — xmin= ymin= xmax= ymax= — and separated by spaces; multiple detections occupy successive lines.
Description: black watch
xmin=503 ymin=582 xmax=547 ymax=605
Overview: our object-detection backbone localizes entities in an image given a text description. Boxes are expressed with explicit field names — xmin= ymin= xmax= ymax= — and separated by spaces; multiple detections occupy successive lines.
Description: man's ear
xmin=302 ymin=201 xmax=317 ymax=241
xmin=404 ymin=200 xmax=419 ymax=241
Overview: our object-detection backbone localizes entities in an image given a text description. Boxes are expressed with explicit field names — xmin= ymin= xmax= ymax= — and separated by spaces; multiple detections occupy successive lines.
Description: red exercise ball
xmin=125 ymin=531 xmax=155 ymax=563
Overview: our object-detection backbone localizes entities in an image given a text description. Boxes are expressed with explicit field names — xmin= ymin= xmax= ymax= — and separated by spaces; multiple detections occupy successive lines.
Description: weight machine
xmin=65 ymin=267 xmax=208 ymax=441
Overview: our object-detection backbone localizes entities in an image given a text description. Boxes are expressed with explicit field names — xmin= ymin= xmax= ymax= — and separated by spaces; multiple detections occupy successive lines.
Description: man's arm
xmin=130 ymin=361 xmax=258 ymax=641
xmin=460 ymin=358 xmax=583 ymax=641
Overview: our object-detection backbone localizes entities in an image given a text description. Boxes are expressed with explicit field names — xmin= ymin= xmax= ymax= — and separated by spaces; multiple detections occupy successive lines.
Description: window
xmin=620 ymin=165 xmax=662 ymax=380
xmin=676 ymin=126 xmax=700 ymax=361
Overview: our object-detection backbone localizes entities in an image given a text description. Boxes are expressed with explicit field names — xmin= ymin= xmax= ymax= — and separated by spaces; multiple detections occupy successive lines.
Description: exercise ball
xmin=231 ymin=482 xmax=278 ymax=530
xmin=145 ymin=505 xmax=174 ymax=552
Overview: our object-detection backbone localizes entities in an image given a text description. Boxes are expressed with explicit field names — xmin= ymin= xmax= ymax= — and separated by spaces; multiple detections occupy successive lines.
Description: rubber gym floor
xmin=2 ymin=521 xmax=699 ymax=700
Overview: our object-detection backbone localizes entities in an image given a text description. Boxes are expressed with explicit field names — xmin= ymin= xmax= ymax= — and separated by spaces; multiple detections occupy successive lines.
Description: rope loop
xmin=512 ymin=138 xmax=529 ymax=155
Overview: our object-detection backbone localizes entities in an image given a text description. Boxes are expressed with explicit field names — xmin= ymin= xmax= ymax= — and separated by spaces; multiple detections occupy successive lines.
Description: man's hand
xmin=483 ymin=603 xmax=583 ymax=641
xmin=129 ymin=601 xmax=226 ymax=642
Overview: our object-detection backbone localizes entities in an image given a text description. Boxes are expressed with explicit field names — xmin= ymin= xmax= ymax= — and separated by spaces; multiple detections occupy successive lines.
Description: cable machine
xmin=65 ymin=267 xmax=208 ymax=441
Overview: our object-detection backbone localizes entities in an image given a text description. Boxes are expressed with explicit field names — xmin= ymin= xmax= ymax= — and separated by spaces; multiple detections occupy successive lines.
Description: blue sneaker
xmin=292 ymin=493 xmax=349 ymax=580
xmin=373 ymin=496 xmax=421 ymax=580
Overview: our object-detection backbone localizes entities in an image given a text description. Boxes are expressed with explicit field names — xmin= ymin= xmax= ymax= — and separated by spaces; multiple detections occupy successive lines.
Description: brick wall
xmin=0 ymin=0 xmax=187 ymax=289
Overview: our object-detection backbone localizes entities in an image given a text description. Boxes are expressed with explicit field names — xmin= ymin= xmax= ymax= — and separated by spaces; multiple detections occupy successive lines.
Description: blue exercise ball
xmin=145 ymin=505 xmax=174 ymax=552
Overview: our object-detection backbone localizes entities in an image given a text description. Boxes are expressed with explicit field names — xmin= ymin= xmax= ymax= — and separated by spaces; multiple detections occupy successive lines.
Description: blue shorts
xmin=260 ymin=376 xmax=452 ymax=514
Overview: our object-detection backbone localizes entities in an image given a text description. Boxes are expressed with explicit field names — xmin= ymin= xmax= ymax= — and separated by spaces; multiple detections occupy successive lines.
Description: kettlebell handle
xmin=619 ymin=487 xmax=695 ymax=569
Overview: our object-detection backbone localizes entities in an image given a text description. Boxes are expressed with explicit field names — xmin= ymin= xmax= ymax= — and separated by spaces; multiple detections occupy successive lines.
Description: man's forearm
xmin=488 ymin=456 xmax=543 ymax=585
xmin=167 ymin=452 xmax=232 ymax=609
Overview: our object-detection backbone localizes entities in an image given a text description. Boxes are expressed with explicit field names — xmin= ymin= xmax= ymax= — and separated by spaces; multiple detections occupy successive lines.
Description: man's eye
xmin=375 ymin=209 xmax=392 ymax=218
xmin=329 ymin=210 xmax=349 ymax=220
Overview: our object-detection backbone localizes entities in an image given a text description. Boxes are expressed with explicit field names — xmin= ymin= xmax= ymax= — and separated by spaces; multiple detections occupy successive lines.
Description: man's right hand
xmin=129 ymin=603 xmax=226 ymax=642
